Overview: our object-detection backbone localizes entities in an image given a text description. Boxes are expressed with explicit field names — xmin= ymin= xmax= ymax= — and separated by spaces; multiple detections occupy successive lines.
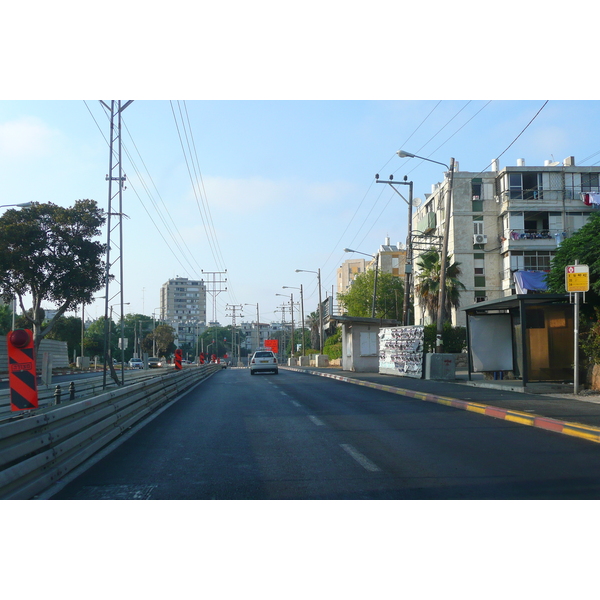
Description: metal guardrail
xmin=0 ymin=364 xmax=220 ymax=499
xmin=0 ymin=368 xmax=167 ymax=419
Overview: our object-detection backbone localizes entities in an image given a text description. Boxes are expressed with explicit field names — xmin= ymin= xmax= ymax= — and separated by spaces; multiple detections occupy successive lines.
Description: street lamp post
xmin=0 ymin=202 xmax=33 ymax=209
xmin=283 ymin=285 xmax=305 ymax=356
xmin=295 ymin=269 xmax=323 ymax=354
xmin=343 ymin=248 xmax=379 ymax=318
xmin=396 ymin=150 xmax=455 ymax=352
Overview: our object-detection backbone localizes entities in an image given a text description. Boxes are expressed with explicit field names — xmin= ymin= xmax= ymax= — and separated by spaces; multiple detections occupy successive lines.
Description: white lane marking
xmin=340 ymin=444 xmax=382 ymax=472
xmin=280 ymin=391 xmax=288 ymax=396
xmin=307 ymin=415 xmax=325 ymax=427
xmin=291 ymin=400 xmax=301 ymax=408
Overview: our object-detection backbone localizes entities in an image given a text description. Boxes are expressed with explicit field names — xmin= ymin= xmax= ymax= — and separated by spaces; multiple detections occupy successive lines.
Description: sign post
xmin=7 ymin=329 xmax=39 ymax=411
xmin=566 ymin=263 xmax=589 ymax=394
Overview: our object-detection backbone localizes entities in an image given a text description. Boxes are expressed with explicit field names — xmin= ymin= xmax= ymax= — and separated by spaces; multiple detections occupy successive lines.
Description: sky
xmin=1 ymin=98 xmax=600 ymax=327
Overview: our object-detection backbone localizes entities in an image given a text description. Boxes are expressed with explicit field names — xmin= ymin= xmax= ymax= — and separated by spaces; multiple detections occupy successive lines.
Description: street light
xmin=344 ymin=248 xmax=379 ymax=318
xmin=283 ymin=285 xmax=305 ymax=356
xmin=397 ymin=149 xmax=456 ymax=352
xmin=276 ymin=292 xmax=295 ymax=361
xmin=244 ymin=303 xmax=260 ymax=352
xmin=0 ymin=202 xmax=33 ymax=209
xmin=295 ymin=268 xmax=323 ymax=354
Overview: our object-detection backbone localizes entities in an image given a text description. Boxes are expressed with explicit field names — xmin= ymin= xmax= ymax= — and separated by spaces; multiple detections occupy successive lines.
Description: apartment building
xmin=337 ymin=237 xmax=407 ymax=295
xmin=159 ymin=277 xmax=207 ymax=346
xmin=411 ymin=156 xmax=600 ymax=327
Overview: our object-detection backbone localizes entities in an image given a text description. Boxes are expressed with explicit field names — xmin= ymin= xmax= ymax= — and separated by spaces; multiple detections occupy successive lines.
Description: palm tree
xmin=414 ymin=248 xmax=466 ymax=323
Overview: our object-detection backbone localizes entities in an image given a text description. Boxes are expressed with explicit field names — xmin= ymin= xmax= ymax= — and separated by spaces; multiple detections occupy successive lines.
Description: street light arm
xmin=396 ymin=150 xmax=449 ymax=170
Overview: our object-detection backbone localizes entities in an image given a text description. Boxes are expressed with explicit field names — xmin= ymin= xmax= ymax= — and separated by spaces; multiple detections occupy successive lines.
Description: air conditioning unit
xmin=473 ymin=234 xmax=487 ymax=244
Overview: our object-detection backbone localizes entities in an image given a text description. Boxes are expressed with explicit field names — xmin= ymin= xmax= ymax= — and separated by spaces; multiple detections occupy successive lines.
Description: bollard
xmin=54 ymin=385 xmax=61 ymax=405
xmin=69 ymin=381 xmax=75 ymax=401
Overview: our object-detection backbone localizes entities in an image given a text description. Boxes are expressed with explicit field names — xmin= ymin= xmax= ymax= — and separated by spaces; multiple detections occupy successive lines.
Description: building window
xmin=509 ymin=172 xmax=542 ymax=200
xmin=475 ymin=295 xmax=487 ymax=303
xmin=474 ymin=253 xmax=485 ymax=276
xmin=582 ymin=173 xmax=599 ymax=192
xmin=473 ymin=217 xmax=484 ymax=236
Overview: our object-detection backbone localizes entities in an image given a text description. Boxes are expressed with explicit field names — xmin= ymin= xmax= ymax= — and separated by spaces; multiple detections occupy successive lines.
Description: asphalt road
xmin=49 ymin=368 xmax=600 ymax=499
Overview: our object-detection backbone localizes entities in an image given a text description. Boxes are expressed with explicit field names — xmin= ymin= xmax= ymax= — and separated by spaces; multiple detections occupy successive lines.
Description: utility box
xmin=298 ymin=356 xmax=310 ymax=367
xmin=76 ymin=356 xmax=90 ymax=369
xmin=425 ymin=353 xmax=456 ymax=380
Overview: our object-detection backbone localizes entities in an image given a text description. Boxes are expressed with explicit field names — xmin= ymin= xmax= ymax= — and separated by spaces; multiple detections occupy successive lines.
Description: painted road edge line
xmin=282 ymin=367 xmax=600 ymax=444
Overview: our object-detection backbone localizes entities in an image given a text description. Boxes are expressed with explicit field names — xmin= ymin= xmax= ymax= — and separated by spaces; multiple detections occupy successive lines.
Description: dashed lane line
xmin=340 ymin=444 xmax=382 ymax=472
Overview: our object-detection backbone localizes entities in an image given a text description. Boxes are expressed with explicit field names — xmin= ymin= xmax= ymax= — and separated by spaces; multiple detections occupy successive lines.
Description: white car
xmin=250 ymin=350 xmax=278 ymax=375
xmin=129 ymin=358 xmax=143 ymax=369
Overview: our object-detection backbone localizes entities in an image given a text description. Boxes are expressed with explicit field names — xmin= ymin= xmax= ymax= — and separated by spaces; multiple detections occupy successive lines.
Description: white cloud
xmin=0 ymin=116 xmax=60 ymax=159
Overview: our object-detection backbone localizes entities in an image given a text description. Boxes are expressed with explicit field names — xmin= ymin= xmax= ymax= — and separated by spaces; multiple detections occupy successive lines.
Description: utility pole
xmin=100 ymin=100 xmax=133 ymax=389
xmin=226 ymin=304 xmax=244 ymax=366
xmin=376 ymin=174 xmax=413 ymax=325
xmin=202 ymin=270 xmax=227 ymax=358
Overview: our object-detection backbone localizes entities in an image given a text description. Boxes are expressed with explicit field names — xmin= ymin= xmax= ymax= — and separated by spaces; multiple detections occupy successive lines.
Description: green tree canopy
xmin=0 ymin=200 xmax=106 ymax=355
xmin=45 ymin=315 xmax=83 ymax=359
xmin=338 ymin=270 xmax=404 ymax=319
xmin=546 ymin=212 xmax=600 ymax=317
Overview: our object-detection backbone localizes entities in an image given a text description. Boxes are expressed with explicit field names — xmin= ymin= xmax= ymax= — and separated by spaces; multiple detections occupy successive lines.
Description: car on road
xmin=250 ymin=350 xmax=278 ymax=375
xmin=148 ymin=357 xmax=162 ymax=368
xmin=129 ymin=358 xmax=143 ymax=369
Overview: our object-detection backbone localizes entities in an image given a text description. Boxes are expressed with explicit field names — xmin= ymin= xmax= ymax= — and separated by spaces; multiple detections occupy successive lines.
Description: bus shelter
xmin=462 ymin=294 xmax=573 ymax=386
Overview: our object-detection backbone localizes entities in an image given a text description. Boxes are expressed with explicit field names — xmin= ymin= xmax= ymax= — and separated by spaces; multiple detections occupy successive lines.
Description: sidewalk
xmin=282 ymin=366 xmax=600 ymax=443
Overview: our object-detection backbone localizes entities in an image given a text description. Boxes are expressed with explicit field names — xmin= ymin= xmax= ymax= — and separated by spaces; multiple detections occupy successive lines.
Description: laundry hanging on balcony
xmin=514 ymin=270 xmax=549 ymax=294
xmin=581 ymin=192 xmax=600 ymax=206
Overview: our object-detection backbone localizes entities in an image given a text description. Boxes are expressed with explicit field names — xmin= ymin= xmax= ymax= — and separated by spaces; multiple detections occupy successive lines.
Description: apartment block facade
xmin=337 ymin=237 xmax=407 ymax=296
xmin=160 ymin=277 xmax=207 ymax=346
xmin=411 ymin=156 xmax=600 ymax=327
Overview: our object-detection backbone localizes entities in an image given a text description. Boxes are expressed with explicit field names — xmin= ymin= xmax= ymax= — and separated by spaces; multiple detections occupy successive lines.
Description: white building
xmin=411 ymin=156 xmax=600 ymax=327
xmin=160 ymin=277 xmax=207 ymax=346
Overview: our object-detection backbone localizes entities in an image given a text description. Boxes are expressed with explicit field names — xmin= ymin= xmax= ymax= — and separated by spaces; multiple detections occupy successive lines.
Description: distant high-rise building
xmin=160 ymin=277 xmax=207 ymax=348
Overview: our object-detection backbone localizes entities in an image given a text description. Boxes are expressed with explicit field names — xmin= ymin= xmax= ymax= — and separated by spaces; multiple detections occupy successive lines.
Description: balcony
xmin=417 ymin=212 xmax=436 ymax=234
xmin=501 ymin=229 xmax=565 ymax=252
xmin=496 ymin=187 xmax=597 ymax=211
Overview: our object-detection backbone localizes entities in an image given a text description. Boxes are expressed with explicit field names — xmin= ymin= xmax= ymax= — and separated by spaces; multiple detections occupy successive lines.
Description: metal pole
xmin=300 ymin=284 xmax=305 ymax=356
xmin=403 ymin=181 xmax=413 ymax=325
xmin=318 ymin=269 xmax=323 ymax=354
xmin=574 ymin=290 xmax=580 ymax=394
xmin=371 ymin=258 xmax=379 ymax=318
xmin=435 ymin=157 xmax=455 ymax=353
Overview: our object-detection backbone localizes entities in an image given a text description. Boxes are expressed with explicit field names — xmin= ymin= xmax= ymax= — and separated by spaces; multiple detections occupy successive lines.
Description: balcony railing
xmin=502 ymin=229 xmax=566 ymax=242
xmin=497 ymin=187 xmax=600 ymax=204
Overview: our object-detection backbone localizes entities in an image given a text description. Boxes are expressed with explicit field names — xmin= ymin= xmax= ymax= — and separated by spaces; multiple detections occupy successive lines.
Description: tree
xmin=45 ymin=315 xmax=83 ymax=360
xmin=338 ymin=270 xmax=404 ymax=319
xmin=151 ymin=324 xmax=176 ymax=357
xmin=305 ymin=311 xmax=321 ymax=351
xmin=414 ymin=248 xmax=466 ymax=323
xmin=0 ymin=303 xmax=13 ymax=335
xmin=546 ymin=212 xmax=600 ymax=318
xmin=0 ymin=200 xmax=107 ymax=357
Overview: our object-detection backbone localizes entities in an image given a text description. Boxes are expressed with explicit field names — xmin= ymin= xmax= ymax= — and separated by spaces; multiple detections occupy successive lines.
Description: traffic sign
xmin=565 ymin=264 xmax=589 ymax=292
xmin=7 ymin=329 xmax=38 ymax=411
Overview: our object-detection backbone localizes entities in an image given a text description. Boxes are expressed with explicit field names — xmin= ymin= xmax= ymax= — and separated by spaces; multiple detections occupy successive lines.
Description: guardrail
xmin=0 ymin=363 xmax=220 ymax=499
xmin=0 ymin=368 xmax=169 ymax=419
